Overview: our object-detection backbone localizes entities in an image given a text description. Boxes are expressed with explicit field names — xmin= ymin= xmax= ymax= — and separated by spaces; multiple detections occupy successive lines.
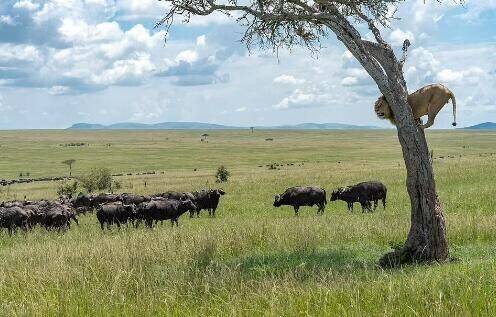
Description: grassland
xmin=0 ymin=129 xmax=495 ymax=316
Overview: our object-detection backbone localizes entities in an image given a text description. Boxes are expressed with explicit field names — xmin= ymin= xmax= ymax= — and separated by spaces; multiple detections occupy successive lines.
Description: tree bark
xmin=377 ymin=78 xmax=449 ymax=268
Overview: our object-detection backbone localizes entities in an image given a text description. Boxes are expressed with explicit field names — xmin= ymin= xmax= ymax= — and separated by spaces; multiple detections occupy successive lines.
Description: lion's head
xmin=374 ymin=96 xmax=394 ymax=122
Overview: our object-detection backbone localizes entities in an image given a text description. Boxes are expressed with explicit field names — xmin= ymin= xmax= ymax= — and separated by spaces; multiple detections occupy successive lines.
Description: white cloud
xmin=0 ymin=15 xmax=16 ymax=25
xmin=341 ymin=77 xmax=359 ymax=86
xmin=460 ymin=0 xmax=496 ymax=21
xmin=59 ymin=18 xmax=123 ymax=44
xmin=389 ymin=28 xmax=415 ymax=46
xmin=274 ymin=88 xmax=331 ymax=110
xmin=196 ymin=35 xmax=206 ymax=47
xmin=437 ymin=67 xmax=485 ymax=84
xmin=175 ymin=50 xmax=199 ymax=63
xmin=48 ymin=86 xmax=72 ymax=95
xmin=0 ymin=44 xmax=43 ymax=64
xmin=91 ymin=53 xmax=154 ymax=86
xmin=13 ymin=0 xmax=40 ymax=11
xmin=273 ymin=74 xmax=306 ymax=85
xmin=33 ymin=0 xmax=116 ymax=24
xmin=117 ymin=0 xmax=168 ymax=18
xmin=235 ymin=107 xmax=247 ymax=112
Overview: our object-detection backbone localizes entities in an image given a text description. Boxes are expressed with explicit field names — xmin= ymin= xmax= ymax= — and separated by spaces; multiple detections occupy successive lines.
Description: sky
xmin=0 ymin=0 xmax=494 ymax=129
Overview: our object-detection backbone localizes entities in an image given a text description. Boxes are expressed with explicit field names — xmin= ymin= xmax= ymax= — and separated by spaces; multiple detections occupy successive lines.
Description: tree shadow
xmin=229 ymin=247 xmax=378 ymax=280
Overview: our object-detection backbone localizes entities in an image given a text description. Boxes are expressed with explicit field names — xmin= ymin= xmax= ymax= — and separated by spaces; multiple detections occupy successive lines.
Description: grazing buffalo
xmin=41 ymin=202 xmax=79 ymax=231
xmin=71 ymin=194 xmax=94 ymax=210
xmin=331 ymin=181 xmax=387 ymax=213
xmin=97 ymin=203 xmax=135 ymax=230
xmin=192 ymin=189 xmax=225 ymax=217
xmin=273 ymin=186 xmax=327 ymax=215
xmin=136 ymin=199 xmax=197 ymax=227
xmin=0 ymin=207 xmax=30 ymax=234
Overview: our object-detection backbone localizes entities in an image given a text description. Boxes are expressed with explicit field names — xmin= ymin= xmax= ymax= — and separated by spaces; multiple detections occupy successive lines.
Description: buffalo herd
xmin=0 ymin=179 xmax=386 ymax=234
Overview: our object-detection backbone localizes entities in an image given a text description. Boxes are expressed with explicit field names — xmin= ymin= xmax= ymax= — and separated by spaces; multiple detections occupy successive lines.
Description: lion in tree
xmin=374 ymin=83 xmax=457 ymax=129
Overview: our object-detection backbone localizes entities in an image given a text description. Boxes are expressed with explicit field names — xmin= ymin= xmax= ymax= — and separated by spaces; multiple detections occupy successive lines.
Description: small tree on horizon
xmin=157 ymin=0 xmax=462 ymax=267
xmin=62 ymin=159 xmax=76 ymax=177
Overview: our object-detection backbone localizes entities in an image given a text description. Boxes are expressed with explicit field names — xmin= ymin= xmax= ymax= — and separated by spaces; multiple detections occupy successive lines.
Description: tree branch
xmin=399 ymin=39 xmax=411 ymax=71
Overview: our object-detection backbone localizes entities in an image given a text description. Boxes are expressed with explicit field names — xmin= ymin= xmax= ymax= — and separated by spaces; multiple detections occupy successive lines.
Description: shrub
xmin=215 ymin=166 xmax=230 ymax=183
xmin=113 ymin=180 xmax=122 ymax=191
xmin=57 ymin=181 xmax=79 ymax=199
xmin=78 ymin=167 xmax=113 ymax=193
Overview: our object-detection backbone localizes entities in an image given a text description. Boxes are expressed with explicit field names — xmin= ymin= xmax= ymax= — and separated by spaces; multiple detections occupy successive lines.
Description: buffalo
xmin=97 ymin=203 xmax=135 ymax=230
xmin=0 ymin=207 xmax=30 ymax=234
xmin=136 ymin=199 xmax=197 ymax=227
xmin=192 ymin=189 xmax=225 ymax=217
xmin=273 ymin=186 xmax=327 ymax=215
xmin=330 ymin=181 xmax=387 ymax=212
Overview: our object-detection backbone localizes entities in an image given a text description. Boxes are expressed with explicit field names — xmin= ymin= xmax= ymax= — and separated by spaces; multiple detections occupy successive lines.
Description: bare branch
xmin=399 ymin=39 xmax=411 ymax=70
xmin=352 ymin=6 xmax=388 ymax=46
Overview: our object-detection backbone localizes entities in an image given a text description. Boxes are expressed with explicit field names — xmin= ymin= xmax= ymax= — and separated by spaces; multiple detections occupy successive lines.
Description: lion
xmin=374 ymin=84 xmax=457 ymax=129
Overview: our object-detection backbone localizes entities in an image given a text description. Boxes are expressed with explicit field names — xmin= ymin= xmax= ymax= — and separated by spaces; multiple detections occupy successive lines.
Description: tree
xmin=78 ymin=167 xmax=113 ymax=193
xmin=215 ymin=165 xmax=230 ymax=183
xmin=57 ymin=181 xmax=79 ymax=199
xmin=158 ymin=0 xmax=459 ymax=267
xmin=62 ymin=159 xmax=76 ymax=177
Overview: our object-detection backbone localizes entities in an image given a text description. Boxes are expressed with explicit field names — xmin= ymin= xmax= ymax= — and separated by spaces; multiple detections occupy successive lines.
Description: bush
xmin=78 ymin=167 xmax=113 ymax=193
xmin=215 ymin=166 xmax=230 ymax=183
xmin=57 ymin=181 xmax=79 ymax=199
xmin=113 ymin=180 xmax=122 ymax=191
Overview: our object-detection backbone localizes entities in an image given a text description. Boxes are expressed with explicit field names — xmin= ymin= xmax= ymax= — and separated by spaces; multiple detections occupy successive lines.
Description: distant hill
xmin=69 ymin=123 xmax=107 ymax=129
xmin=464 ymin=122 xmax=496 ymax=130
xmin=68 ymin=122 xmax=237 ymax=130
xmin=267 ymin=123 xmax=379 ymax=130
xmin=68 ymin=122 xmax=380 ymax=130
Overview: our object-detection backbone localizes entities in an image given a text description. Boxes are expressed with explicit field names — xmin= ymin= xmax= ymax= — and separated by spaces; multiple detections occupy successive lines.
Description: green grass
xmin=0 ymin=129 xmax=495 ymax=316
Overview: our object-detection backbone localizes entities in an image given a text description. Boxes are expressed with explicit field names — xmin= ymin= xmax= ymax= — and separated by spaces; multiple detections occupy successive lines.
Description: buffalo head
xmin=273 ymin=194 xmax=282 ymax=207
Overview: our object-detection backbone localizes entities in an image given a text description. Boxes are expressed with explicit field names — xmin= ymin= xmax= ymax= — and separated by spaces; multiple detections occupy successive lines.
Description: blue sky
xmin=0 ymin=0 xmax=494 ymax=129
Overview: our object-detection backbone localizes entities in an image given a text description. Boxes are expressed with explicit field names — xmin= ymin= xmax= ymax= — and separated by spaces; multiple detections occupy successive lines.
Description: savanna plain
xmin=0 ymin=129 xmax=495 ymax=316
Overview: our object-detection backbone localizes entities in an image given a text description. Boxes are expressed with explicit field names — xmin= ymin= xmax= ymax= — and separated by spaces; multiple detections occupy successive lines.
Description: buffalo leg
xmin=294 ymin=206 xmax=299 ymax=216
xmin=373 ymin=200 xmax=378 ymax=211
xmin=382 ymin=198 xmax=386 ymax=210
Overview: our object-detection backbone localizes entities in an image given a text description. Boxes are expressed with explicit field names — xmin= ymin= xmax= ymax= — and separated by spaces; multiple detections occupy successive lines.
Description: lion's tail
xmin=450 ymin=92 xmax=457 ymax=127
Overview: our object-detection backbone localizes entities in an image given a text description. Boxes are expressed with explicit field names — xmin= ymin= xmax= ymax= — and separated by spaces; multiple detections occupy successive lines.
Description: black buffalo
xmin=330 ymin=181 xmax=387 ymax=212
xmin=192 ymin=189 xmax=225 ymax=217
xmin=97 ymin=203 xmax=135 ymax=230
xmin=0 ymin=207 xmax=30 ymax=234
xmin=40 ymin=202 xmax=79 ymax=230
xmin=136 ymin=199 xmax=197 ymax=227
xmin=273 ymin=186 xmax=327 ymax=215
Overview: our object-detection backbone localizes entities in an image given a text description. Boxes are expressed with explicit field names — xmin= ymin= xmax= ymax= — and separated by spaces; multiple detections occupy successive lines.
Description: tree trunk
xmin=378 ymin=80 xmax=449 ymax=268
